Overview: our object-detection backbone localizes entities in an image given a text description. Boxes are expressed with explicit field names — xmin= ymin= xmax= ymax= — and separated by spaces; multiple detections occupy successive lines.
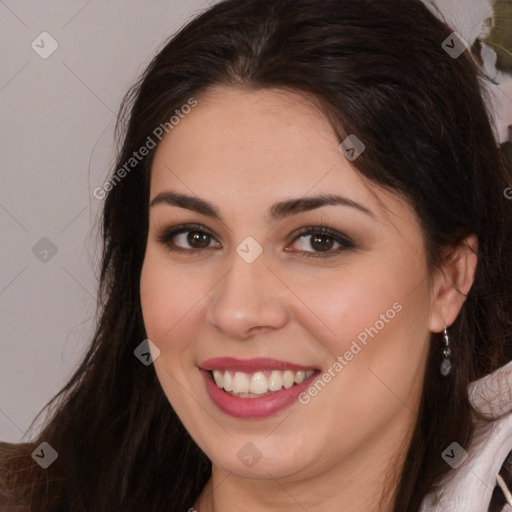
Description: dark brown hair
xmin=1 ymin=1 xmax=512 ymax=510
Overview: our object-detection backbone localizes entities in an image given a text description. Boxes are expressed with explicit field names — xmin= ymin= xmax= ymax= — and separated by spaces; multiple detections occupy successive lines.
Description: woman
xmin=1 ymin=0 xmax=512 ymax=510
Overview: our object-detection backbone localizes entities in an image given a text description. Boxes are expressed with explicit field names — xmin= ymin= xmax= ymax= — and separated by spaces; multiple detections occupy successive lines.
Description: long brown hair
xmin=2 ymin=1 xmax=512 ymax=510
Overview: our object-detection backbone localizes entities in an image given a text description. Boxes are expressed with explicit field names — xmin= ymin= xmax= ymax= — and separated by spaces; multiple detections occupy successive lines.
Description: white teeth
xmin=268 ymin=370 xmax=283 ymax=391
xmin=283 ymin=370 xmax=295 ymax=389
xmin=223 ymin=371 xmax=233 ymax=392
xmin=211 ymin=369 xmax=316 ymax=396
xmin=249 ymin=372 xmax=268 ymax=394
xmin=232 ymin=372 xmax=250 ymax=393
xmin=294 ymin=370 xmax=305 ymax=384
xmin=213 ymin=369 xmax=223 ymax=388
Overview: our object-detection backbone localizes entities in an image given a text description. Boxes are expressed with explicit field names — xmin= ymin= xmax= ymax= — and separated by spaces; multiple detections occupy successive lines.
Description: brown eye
xmin=287 ymin=226 xmax=355 ymax=259
xmin=187 ymin=231 xmax=211 ymax=248
xmin=157 ymin=223 xmax=221 ymax=253
xmin=309 ymin=234 xmax=335 ymax=252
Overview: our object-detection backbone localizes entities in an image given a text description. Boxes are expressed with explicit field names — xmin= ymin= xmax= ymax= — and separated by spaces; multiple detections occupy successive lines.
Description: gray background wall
xmin=1 ymin=0 xmax=511 ymax=443
xmin=0 ymin=0 xmax=215 ymax=442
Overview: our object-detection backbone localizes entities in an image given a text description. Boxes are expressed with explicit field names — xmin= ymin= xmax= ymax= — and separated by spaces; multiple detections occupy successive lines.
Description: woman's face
xmin=140 ymin=87 xmax=435 ymax=482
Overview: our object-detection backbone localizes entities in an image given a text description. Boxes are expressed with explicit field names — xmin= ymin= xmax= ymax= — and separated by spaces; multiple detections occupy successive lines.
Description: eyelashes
xmin=156 ymin=222 xmax=356 ymax=259
xmin=289 ymin=225 xmax=355 ymax=258
xmin=157 ymin=223 xmax=221 ymax=253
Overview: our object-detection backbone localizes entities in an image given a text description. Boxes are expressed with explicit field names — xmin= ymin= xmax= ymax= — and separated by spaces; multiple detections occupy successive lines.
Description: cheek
xmin=140 ymin=250 xmax=204 ymax=352
xmin=295 ymin=256 xmax=414 ymax=358
xmin=139 ymin=251 xmax=207 ymax=410
xmin=140 ymin=255 xmax=171 ymax=342
xmin=298 ymin=248 xmax=430 ymax=405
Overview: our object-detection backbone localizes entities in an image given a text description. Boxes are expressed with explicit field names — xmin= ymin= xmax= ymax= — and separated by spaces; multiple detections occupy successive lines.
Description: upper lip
xmin=199 ymin=357 xmax=318 ymax=373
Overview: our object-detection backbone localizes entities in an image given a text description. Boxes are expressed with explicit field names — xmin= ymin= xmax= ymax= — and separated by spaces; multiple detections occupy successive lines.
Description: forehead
xmin=149 ymin=86 xmax=412 ymax=229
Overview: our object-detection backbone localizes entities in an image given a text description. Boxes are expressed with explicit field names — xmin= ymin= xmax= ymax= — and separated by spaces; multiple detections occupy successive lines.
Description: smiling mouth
xmin=208 ymin=369 xmax=317 ymax=398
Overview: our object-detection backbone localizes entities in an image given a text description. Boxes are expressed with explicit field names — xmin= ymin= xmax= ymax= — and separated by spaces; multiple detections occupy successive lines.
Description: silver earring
xmin=440 ymin=323 xmax=452 ymax=376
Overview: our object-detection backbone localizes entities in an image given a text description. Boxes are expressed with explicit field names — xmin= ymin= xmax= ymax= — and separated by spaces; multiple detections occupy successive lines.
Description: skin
xmin=139 ymin=87 xmax=478 ymax=512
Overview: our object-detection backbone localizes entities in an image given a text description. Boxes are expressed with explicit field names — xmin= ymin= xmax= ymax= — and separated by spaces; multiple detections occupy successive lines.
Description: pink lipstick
xmin=199 ymin=357 xmax=319 ymax=418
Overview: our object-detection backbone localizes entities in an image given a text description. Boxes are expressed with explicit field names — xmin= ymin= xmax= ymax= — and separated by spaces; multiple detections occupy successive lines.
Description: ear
xmin=428 ymin=234 xmax=478 ymax=333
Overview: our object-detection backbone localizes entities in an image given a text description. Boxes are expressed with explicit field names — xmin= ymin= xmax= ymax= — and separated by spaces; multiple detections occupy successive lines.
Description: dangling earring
xmin=440 ymin=323 xmax=452 ymax=376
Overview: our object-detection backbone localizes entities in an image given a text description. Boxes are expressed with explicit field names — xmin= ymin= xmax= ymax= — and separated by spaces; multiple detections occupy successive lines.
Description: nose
xmin=205 ymin=250 xmax=290 ymax=340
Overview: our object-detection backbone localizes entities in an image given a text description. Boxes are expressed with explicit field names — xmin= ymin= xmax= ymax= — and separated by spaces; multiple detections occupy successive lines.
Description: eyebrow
xmin=150 ymin=191 xmax=375 ymax=222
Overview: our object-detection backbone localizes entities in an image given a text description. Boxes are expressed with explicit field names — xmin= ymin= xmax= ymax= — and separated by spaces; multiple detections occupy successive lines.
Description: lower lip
xmin=199 ymin=368 xmax=318 ymax=418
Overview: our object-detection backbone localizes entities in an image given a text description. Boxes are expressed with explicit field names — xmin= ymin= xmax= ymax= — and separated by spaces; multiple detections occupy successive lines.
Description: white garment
xmin=420 ymin=359 xmax=512 ymax=512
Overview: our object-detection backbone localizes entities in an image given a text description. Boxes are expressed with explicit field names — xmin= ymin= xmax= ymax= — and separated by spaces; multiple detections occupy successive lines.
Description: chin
xmin=207 ymin=435 xmax=323 ymax=481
